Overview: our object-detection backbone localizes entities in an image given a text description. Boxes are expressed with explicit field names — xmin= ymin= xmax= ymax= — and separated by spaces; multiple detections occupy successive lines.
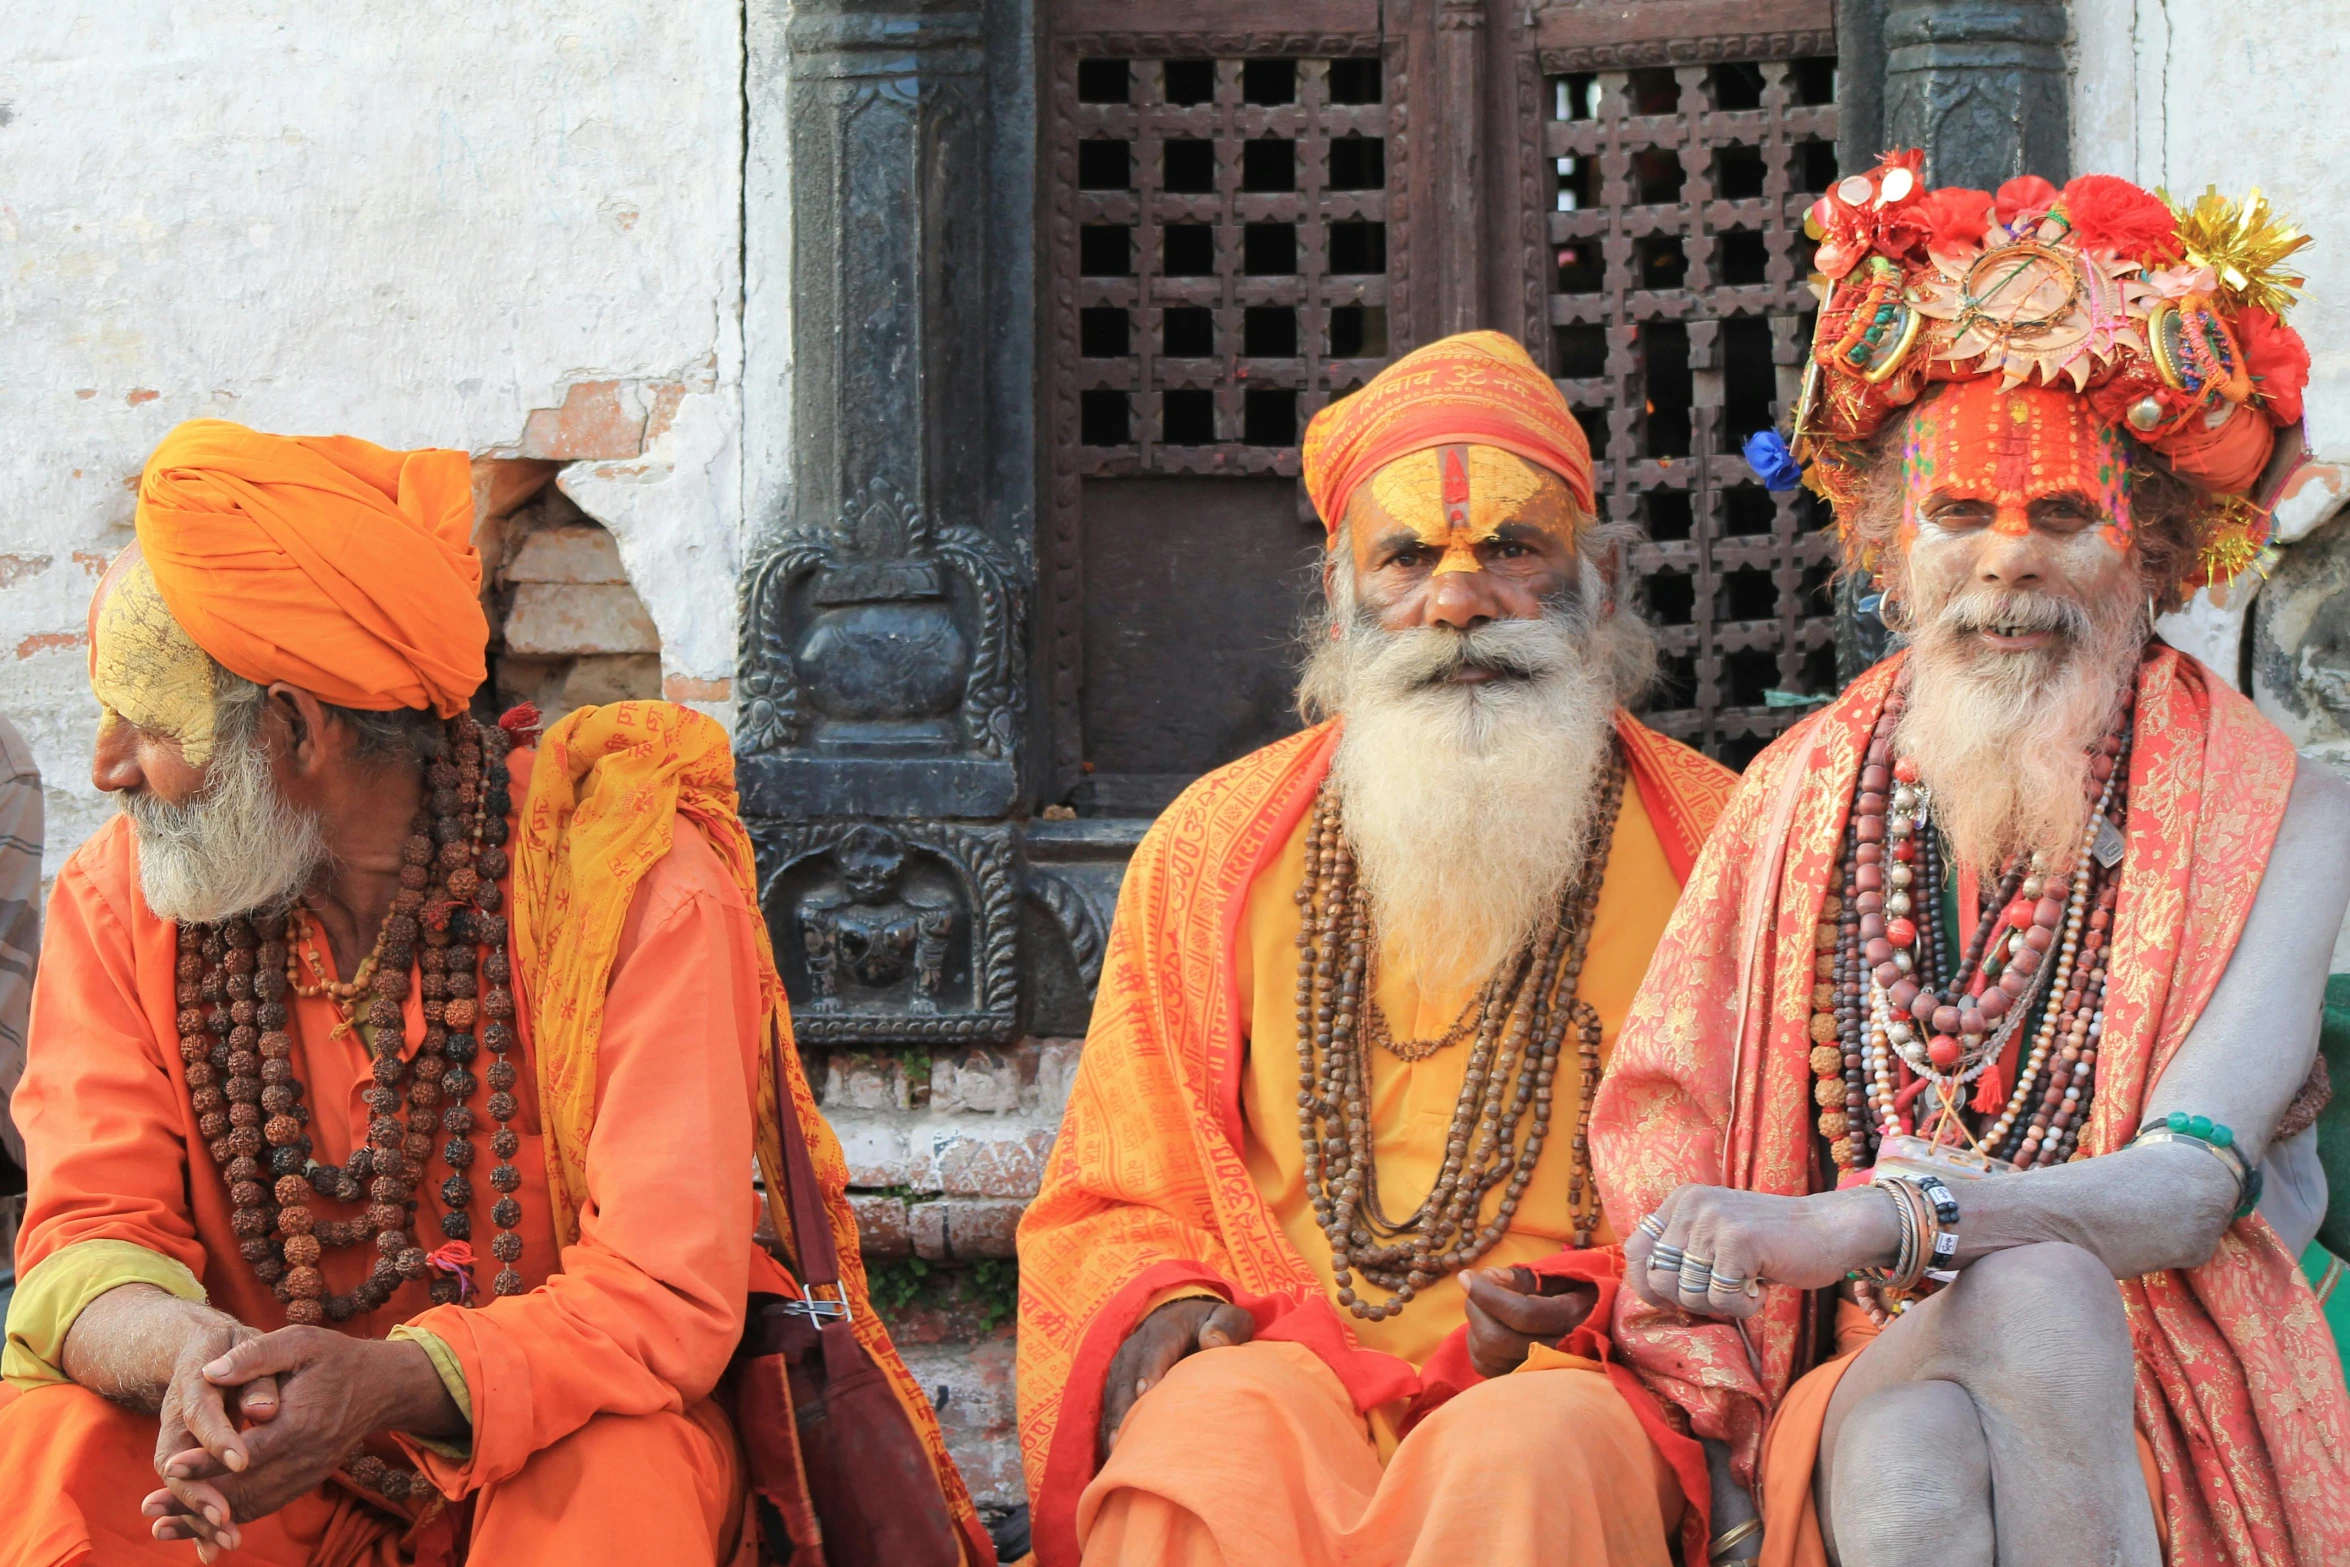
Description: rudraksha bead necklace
xmin=178 ymin=713 xmax=527 ymax=1500
xmin=1294 ymin=745 xmax=1624 ymax=1322
xmin=1809 ymin=680 xmax=2133 ymax=1177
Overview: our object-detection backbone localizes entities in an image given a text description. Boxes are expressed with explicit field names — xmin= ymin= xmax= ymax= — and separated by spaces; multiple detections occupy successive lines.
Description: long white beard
xmin=124 ymin=721 xmax=328 ymax=923
xmin=1896 ymin=584 xmax=2145 ymax=873
xmin=1301 ymin=600 xmax=1630 ymax=993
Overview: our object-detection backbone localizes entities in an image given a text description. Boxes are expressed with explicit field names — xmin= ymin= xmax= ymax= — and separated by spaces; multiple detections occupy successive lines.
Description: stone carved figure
xmin=799 ymin=824 xmax=955 ymax=1011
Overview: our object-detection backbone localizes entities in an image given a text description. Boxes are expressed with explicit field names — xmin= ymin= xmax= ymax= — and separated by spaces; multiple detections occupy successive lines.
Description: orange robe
xmin=0 ymin=710 xmax=986 ymax=1567
xmin=1016 ymin=716 xmax=1735 ymax=1567
xmin=1591 ymin=648 xmax=2350 ymax=1567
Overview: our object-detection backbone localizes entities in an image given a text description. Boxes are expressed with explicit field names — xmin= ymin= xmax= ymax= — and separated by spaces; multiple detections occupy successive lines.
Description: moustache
xmin=1930 ymin=590 xmax=2094 ymax=643
xmin=1349 ymin=608 xmax=1586 ymax=690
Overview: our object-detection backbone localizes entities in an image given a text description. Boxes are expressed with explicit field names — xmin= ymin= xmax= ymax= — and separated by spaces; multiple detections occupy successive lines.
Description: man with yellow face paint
xmin=1014 ymin=331 xmax=1739 ymax=1567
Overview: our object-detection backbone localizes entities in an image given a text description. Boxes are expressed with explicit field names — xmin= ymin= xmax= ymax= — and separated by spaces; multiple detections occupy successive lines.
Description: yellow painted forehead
xmin=93 ymin=557 xmax=220 ymax=766
xmin=1360 ymin=444 xmax=1577 ymax=542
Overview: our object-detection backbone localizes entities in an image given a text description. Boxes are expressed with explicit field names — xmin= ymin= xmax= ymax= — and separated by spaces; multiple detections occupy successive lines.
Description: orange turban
xmin=131 ymin=419 xmax=488 ymax=717
xmin=1300 ymin=330 xmax=1594 ymax=536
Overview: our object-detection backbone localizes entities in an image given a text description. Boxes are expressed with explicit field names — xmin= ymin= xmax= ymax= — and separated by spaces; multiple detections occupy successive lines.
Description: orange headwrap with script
xmin=132 ymin=419 xmax=488 ymax=717
xmin=1301 ymin=330 xmax=1595 ymax=536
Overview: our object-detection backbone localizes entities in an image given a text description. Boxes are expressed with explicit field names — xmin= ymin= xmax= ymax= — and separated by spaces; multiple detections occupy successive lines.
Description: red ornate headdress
xmin=1781 ymin=151 xmax=2313 ymax=591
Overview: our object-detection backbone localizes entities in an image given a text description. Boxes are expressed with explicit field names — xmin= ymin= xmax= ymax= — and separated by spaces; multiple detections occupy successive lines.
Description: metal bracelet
xmin=1709 ymin=1517 xmax=1765 ymax=1562
xmin=2130 ymin=1124 xmax=2258 ymax=1218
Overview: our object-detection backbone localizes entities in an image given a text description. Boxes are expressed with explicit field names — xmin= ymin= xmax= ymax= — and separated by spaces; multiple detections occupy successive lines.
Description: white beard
xmin=1896 ymin=584 xmax=2145 ymax=874
xmin=124 ymin=719 xmax=328 ymax=924
xmin=1300 ymin=596 xmax=1632 ymax=993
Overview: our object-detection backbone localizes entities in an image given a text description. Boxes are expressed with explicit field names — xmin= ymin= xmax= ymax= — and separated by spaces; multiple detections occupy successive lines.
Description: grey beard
xmin=1307 ymin=603 xmax=1619 ymax=992
xmin=1897 ymin=585 xmax=2146 ymax=873
xmin=123 ymin=725 xmax=328 ymax=924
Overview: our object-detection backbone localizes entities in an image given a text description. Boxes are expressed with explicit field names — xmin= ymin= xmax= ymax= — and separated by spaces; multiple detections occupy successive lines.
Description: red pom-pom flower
xmin=2060 ymin=174 xmax=2182 ymax=264
xmin=2237 ymin=306 xmax=2312 ymax=425
xmin=1994 ymin=175 xmax=2060 ymax=230
xmin=1915 ymin=186 xmax=1993 ymax=258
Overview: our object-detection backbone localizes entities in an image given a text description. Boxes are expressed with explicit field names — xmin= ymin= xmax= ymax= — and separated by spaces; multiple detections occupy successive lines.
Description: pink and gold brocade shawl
xmin=1589 ymin=646 xmax=2350 ymax=1565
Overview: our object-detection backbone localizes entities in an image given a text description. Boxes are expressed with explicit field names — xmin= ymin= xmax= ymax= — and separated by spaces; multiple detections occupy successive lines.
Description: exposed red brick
xmin=471 ymin=456 xmax=562 ymax=526
xmin=16 ymin=631 xmax=87 ymax=660
xmin=75 ymin=389 xmax=97 ymax=401
xmin=644 ymin=381 xmax=688 ymax=444
xmin=663 ymin=674 xmax=732 ymax=703
xmin=72 ymin=551 xmax=109 ymax=575
xmin=939 ymin=1129 xmax=1054 ymax=1199
xmin=850 ymin=1194 xmax=912 ymax=1259
xmin=517 ymin=381 xmax=645 ymax=461
xmin=125 ymin=389 xmax=159 ymax=406
xmin=941 ymin=1199 xmax=1025 ymax=1258
xmin=0 ymin=556 xmax=54 ymax=591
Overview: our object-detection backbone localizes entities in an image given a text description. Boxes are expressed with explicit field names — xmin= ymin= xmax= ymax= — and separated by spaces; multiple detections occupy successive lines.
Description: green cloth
xmin=2316 ymin=976 xmax=2350 ymax=1258
xmin=2300 ymin=1242 xmax=2350 ymax=1392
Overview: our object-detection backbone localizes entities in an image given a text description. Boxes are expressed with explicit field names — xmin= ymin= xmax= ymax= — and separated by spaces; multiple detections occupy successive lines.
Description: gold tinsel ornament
xmin=2165 ymin=186 xmax=2313 ymax=316
xmin=2190 ymin=492 xmax=2276 ymax=594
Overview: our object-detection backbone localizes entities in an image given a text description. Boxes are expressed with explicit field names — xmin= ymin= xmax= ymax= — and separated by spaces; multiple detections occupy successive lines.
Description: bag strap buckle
xmin=779 ymin=1287 xmax=852 ymax=1323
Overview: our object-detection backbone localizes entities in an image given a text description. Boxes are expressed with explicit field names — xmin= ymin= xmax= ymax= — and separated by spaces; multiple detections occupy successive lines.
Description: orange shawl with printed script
xmin=1016 ymin=714 xmax=1734 ymax=1567
xmin=513 ymin=702 xmax=990 ymax=1566
xmin=1591 ymin=648 xmax=2350 ymax=1567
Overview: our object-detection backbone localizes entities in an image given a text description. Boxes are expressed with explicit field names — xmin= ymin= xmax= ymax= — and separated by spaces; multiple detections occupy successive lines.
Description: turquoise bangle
xmin=2139 ymin=1116 xmax=2261 ymax=1217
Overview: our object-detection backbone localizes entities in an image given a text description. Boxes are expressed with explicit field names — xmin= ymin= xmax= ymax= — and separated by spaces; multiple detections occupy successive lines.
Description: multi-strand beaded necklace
xmin=176 ymin=712 xmax=528 ymax=1500
xmin=1292 ymin=745 xmax=1624 ymax=1323
xmin=1811 ymin=681 xmax=2133 ymax=1180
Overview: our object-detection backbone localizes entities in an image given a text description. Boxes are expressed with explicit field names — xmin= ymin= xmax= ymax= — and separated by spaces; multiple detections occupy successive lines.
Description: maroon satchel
xmin=728 ymin=1039 xmax=966 ymax=1567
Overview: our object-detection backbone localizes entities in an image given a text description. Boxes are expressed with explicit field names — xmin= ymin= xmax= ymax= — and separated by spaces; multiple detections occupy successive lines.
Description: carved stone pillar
xmin=1882 ymin=0 xmax=2069 ymax=189
xmin=741 ymin=0 xmax=1038 ymax=1047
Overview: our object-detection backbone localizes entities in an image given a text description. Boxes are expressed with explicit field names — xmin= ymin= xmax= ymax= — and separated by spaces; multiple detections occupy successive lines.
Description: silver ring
xmin=1648 ymin=1243 xmax=1686 ymax=1275
xmin=1637 ymin=1213 xmax=1667 ymax=1242
xmin=1707 ymin=1269 xmax=1748 ymax=1294
xmin=1678 ymin=1254 xmax=1714 ymax=1294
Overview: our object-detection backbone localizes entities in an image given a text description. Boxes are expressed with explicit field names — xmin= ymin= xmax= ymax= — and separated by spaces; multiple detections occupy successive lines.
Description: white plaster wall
xmin=2074 ymin=2 xmax=2350 ymax=968
xmin=0 ymin=2 xmax=749 ymax=870
xmin=2071 ymin=1 xmax=2350 ymax=455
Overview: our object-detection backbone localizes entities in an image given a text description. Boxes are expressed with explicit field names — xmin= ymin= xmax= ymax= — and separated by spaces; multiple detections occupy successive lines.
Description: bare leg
xmin=1823 ymin=1381 xmax=1992 ymax=1567
xmin=1815 ymin=1242 xmax=2157 ymax=1567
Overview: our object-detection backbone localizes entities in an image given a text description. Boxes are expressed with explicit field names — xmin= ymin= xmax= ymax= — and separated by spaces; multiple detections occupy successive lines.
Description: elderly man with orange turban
xmin=0 ymin=421 xmax=988 ymax=1566
xmin=1014 ymin=332 xmax=1740 ymax=1567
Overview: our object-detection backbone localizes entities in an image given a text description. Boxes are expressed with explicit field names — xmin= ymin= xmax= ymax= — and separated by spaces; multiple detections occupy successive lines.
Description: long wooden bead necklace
xmin=1809 ymin=681 xmax=2133 ymax=1176
xmin=1293 ymin=745 xmax=1624 ymax=1322
xmin=177 ymin=712 xmax=529 ymax=1501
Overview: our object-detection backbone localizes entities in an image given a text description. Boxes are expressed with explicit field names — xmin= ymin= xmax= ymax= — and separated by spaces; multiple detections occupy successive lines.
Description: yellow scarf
xmin=511 ymin=700 xmax=988 ymax=1562
xmin=509 ymin=700 xmax=805 ymax=1250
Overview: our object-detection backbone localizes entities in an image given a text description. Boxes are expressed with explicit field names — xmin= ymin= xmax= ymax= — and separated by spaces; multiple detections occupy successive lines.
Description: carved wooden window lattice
xmin=1042 ymin=35 xmax=1406 ymax=800
xmin=1059 ymin=49 xmax=1403 ymax=477
xmin=1544 ymin=54 xmax=1840 ymax=768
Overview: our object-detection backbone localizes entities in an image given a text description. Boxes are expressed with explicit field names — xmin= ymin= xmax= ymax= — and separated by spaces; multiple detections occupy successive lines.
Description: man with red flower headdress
xmin=1593 ymin=159 xmax=2350 ymax=1566
xmin=1015 ymin=331 xmax=1740 ymax=1567
xmin=0 ymin=422 xmax=988 ymax=1566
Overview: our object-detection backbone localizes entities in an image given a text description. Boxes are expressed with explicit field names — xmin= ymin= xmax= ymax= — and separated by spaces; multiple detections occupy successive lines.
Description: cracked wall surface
xmin=0 ymin=3 xmax=748 ymax=866
xmin=2073 ymin=0 xmax=2350 ymax=969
